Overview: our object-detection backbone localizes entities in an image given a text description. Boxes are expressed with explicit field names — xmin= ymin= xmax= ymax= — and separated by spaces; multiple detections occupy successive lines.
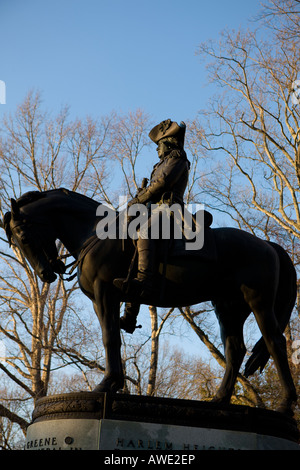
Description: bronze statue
xmin=114 ymin=119 xmax=190 ymax=333
xmin=3 ymin=184 xmax=298 ymax=415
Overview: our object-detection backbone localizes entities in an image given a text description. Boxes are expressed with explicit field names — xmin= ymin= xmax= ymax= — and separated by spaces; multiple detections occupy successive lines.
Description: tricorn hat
xmin=149 ymin=119 xmax=186 ymax=145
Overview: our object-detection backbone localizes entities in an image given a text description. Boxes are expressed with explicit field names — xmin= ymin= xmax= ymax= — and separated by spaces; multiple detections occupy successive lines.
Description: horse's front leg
xmin=92 ymin=281 xmax=124 ymax=393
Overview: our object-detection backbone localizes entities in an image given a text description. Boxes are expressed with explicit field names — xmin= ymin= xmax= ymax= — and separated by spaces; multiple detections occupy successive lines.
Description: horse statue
xmin=3 ymin=188 xmax=298 ymax=415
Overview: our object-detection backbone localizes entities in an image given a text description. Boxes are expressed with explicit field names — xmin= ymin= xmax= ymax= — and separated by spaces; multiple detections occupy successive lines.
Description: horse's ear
xmin=3 ymin=212 xmax=12 ymax=246
xmin=10 ymin=198 xmax=20 ymax=219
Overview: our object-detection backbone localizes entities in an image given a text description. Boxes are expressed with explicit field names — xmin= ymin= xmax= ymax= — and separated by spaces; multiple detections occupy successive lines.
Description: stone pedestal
xmin=25 ymin=392 xmax=299 ymax=450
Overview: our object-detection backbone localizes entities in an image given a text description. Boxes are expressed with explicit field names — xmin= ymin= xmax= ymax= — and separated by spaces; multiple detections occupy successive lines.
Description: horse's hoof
xmin=276 ymin=403 xmax=295 ymax=417
xmin=276 ymin=406 xmax=294 ymax=417
xmin=276 ymin=396 xmax=297 ymax=416
xmin=210 ymin=395 xmax=230 ymax=406
xmin=92 ymin=376 xmax=124 ymax=394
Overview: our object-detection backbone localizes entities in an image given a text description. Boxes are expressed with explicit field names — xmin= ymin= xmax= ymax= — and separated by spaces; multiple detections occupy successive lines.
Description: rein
xmin=58 ymin=234 xmax=101 ymax=281
xmin=60 ymin=211 xmax=127 ymax=281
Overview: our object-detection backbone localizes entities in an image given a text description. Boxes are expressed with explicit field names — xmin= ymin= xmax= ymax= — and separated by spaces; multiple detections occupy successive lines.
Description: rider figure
xmin=113 ymin=119 xmax=190 ymax=332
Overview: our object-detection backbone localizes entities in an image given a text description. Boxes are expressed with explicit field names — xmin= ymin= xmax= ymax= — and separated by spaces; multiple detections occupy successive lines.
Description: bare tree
xmin=194 ymin=5 xmax=300 ymax=241
xmin=259 ymin=0 xmax=300 ymax=42
xmin=178 ymin=0 xmax=300 ymax=417
xmin=0 ymin=91 xmax=118 ymax=441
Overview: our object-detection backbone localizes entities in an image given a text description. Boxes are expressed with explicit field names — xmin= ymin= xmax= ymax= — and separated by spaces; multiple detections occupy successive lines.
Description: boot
xmin=120 ymin=302 xmax=140 ymax=333
xmin=113 ymin=237 xmax=156 ymax=298
xmin=133 ymin=237 xmax=155 ymax=295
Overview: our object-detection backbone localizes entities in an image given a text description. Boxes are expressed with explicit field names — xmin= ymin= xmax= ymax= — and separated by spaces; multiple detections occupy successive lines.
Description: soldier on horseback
xmin=113 ymin=119 xmax=190 ymax=332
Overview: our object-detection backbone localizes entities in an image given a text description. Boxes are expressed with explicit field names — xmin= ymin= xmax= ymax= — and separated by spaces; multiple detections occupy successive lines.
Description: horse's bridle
xmin=9 ymin=212 xmax=101 ymax=282
xmin=9 ymin=216 xmax=66 ymax=277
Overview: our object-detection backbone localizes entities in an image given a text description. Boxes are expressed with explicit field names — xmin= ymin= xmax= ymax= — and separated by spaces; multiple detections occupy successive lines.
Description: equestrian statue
xmin=3 ymin=119 xmax=297 ymax=415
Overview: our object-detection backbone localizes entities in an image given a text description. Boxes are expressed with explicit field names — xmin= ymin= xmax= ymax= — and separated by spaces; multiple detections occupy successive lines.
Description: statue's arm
xmin=135 ymin=152 xmax=188 ymax=204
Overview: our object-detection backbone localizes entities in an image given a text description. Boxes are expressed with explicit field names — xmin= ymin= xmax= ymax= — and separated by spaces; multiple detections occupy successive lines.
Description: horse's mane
xmin=16 ymin=190 xmax=47 ymax=207
xmin=3 ymin=188 xmax=102 ymax=244
xmin=16 ymin=188 xmax=101 ymax=209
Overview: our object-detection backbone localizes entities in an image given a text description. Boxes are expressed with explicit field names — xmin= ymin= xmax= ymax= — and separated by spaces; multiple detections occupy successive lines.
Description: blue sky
xmin=0 ymin=0 xmax=262 ymax=123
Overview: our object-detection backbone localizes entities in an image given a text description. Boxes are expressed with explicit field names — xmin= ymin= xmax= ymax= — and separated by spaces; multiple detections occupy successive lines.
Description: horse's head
xmin=3 ymin=197 xmax=65 ymax=284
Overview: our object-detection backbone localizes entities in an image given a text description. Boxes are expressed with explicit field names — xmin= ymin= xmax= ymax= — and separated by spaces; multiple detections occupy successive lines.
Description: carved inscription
xmin=114 ymin=437 xmax=237 ymax=451
xmin=25 ymin=436 xmax=82 ymax=450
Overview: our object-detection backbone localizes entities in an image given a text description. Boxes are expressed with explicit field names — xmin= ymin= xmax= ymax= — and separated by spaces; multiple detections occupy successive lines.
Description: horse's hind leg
xmin=242 ymin=286 xmax=297 ymax=414
xmin=212 ymin=301 xmax=247 ymax=405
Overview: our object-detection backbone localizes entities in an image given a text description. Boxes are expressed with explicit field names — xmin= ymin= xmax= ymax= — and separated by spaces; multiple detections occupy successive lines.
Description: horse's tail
xmin=244 ymin=241 xmax=297 ymax=377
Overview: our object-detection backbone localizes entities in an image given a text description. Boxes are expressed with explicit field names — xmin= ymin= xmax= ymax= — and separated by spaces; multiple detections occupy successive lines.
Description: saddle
xmin=160 ymin=209 xmax=217 ymax=262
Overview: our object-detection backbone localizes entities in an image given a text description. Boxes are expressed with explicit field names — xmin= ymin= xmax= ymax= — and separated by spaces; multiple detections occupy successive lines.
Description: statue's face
xmin=157 ymin=140 xmax=169 ymax=158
